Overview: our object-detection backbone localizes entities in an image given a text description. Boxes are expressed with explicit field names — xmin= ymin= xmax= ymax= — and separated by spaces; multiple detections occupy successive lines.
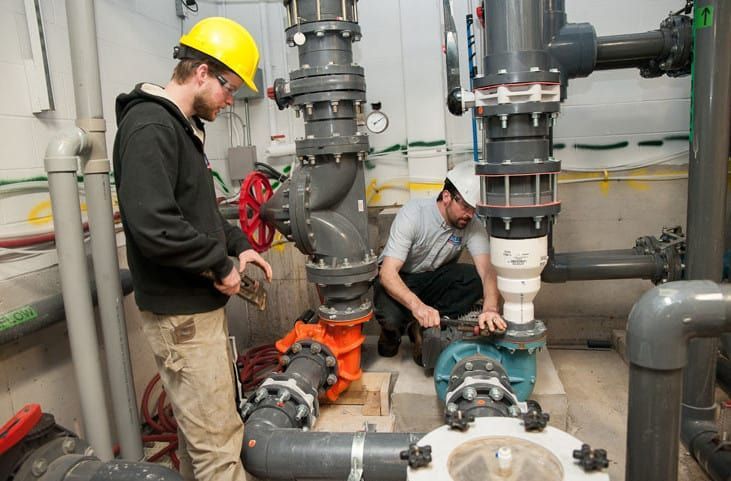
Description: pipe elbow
xmin=627 ymin=280 xmax=728 ymax=370
xmin=44 ymin=128 xmax=89 ymax=173
xmin=540 ymin=255 xmax=567 ymax=283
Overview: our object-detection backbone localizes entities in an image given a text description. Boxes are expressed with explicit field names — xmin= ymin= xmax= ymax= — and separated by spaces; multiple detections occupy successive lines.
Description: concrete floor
xmin=359 ymin=337 xmax=711 ymax=481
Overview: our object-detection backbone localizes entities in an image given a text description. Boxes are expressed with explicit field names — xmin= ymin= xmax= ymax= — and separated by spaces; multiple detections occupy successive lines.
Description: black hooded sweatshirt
xmin=113 ymin=83 xmax=251 ymax=314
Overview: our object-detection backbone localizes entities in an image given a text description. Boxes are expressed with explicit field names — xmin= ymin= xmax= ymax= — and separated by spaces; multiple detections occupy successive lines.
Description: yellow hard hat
xmin=178 ymin=17 xmax=260 ymax=92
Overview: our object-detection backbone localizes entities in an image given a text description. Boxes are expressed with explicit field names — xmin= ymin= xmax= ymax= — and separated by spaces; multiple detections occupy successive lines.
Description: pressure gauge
xmin=366 ymin=110 xmax=389 ymax=134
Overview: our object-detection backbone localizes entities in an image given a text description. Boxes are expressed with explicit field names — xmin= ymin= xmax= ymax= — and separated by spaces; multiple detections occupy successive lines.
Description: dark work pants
xmin=374 ymin=263 xmax=483 ymax=342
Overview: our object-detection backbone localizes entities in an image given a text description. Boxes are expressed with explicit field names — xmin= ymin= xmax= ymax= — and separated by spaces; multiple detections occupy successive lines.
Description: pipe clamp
xmin=347 ymin=431 xmax=366 ymax=481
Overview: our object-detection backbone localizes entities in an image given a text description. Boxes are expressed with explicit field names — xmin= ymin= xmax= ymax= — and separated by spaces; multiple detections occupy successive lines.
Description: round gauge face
xmin=366 ymin=110 xmax=389 ymax=134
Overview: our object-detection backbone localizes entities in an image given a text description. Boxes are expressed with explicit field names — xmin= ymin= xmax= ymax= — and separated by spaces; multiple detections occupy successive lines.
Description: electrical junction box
xmin=227 ymin=146 xmax=257 ymax=182
xmin=235 ymin=68 xmax=264 ymax=100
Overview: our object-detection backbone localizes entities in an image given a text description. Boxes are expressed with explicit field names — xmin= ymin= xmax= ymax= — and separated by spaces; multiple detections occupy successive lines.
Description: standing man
xmin=375 ymin=161 xmax=506 ymax=363
xmin=113 ymin=17 xmax=270 ymax=481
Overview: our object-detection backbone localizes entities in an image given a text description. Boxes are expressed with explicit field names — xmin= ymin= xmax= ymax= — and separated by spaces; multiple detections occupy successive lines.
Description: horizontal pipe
xmin=243 ymin=426 xmax=420 ymax=481
xmin=595 ymin=31 xmax=667 ymax=70
xmin=542 ymin=250 xmax=662 ymax=283
xmin=0 ymin=269 xmax=134 ymax=345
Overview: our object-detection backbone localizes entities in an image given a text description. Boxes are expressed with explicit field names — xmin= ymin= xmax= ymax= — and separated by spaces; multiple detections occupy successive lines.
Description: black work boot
xmin=377 ymin=329 xmax=401 ymax=357
xmin=408 ymin=321 xmax=424 ymax=366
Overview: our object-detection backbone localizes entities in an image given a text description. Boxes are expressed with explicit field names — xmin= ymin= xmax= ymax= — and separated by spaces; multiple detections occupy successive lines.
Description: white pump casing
xmin=490 ymin=236 xmax=548 ymax=324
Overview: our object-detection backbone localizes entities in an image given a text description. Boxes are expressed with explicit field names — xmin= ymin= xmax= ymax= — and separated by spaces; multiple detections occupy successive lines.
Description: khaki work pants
xmin=141 ymin=307 xmax=247 ymax=481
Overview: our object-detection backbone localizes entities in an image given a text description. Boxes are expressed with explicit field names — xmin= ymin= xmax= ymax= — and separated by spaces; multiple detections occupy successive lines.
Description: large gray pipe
xmin=44 ymin=129 xmax=114 ymax=461
xmin=542 ymin=250 xmax=663 ymax=283
xmin=626 ymin=281 xmax=731 ymax=481
xmin=65 ymin=0 xmax=143 ymax=460
xmin=595 ymin=31 xmax=667 ymax=70
xmin=681 ymin=1 xmax=731 ymax=475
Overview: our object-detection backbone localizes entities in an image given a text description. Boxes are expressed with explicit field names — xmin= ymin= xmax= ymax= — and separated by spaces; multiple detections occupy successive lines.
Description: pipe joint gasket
xmin=295 ymin=134 xmax=369 ymax=157
xmin=476 ymin=101 xmax=561 ymax=119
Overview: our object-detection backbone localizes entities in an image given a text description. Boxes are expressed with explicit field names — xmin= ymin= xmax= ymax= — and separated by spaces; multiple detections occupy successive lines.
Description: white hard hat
xmin=446 ymin=162 xmax=480 ymax=208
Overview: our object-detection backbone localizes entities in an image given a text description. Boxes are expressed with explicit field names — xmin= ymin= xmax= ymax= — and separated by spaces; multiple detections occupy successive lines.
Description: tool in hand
xmin=440 ymin=314 xmax=506 ymax=337
xmin=202 ymin=259 xmax=267 ymax=311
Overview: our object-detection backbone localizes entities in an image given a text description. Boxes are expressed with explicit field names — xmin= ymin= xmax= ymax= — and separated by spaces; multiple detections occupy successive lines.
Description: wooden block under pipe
xmin=321 ymin=372 xmax=391 ymax=416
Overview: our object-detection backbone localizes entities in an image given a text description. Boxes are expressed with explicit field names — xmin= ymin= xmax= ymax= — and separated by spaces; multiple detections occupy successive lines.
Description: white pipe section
xmin=65 ymin=0 xmax=143 ymax=460
xmin=44 ymin=129 xmax=114 ymax=461
xmin=489 ymin=236 xmax=548 ymax=324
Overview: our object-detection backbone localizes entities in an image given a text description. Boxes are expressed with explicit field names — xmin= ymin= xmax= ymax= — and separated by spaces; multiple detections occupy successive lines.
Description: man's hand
xmin=412 ymin=302 xmax=440 ymax=328
xmin=478 ymin=309 xmax=507 ymax=332
xmin=239 ymin=249 xmax=273 ymax=282
xmin=215 ymin=266 xmax=241 ymax=296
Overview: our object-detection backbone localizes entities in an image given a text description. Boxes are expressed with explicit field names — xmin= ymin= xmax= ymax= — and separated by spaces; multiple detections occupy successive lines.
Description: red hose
xmin=136 ymin=344 xmax=280 ymax=469
xmin=0 ymin=213 xmax=121 ymax=248
xmin=238 ymin=344 xmax=282 ymax=392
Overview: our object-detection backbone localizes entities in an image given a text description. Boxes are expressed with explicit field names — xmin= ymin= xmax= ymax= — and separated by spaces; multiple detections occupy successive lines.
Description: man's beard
xmin=192 ymin=93 xmax=218 ymax=121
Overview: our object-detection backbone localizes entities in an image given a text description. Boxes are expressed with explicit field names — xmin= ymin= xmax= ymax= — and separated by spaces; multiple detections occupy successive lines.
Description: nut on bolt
xmin=326 ymin=374 xmax=338 ymax=385
xmin=310 ymin=343 xmax=321 ymax=354
xmin=295 ymin=405 xmax=309 ymax=421
xmin=463 ymin=387 xmax=477 ymax=401
xmin=325 ymin=356 xmax=337 ymax=367
xmin=61 ymin=437 xmax=77 ymax=454
xmin=489 ymin=387 xmax=504 ymax=401
xmin=292 ymin=342 xmax=302 ymax=353
xmin=280 ymin=355 xmax=291 ymax=366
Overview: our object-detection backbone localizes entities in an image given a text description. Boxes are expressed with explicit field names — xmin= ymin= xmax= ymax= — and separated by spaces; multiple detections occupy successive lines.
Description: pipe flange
xmin=476 ymin=101 xmax=561 ymax=118
xmin=474 ymin=70 xmax=561 ymax=89
xmin=291 ymin=64 xmax=365 ymax=80
xmin=446 ymin=355 xmax=510 ymax=393
xmin=493 ymin=321 xmax=548 ymax=351
xmin=284 ymin=340 xmax=339 ymax=387
xmin=244 ymin=374 xmax=319 ymax=428
xmin=285 ymin=21 xmax=362 ymax=40
xmin=288 ymin=74 xmax=366 ymax=97
xmin=318 ymin=300 xmax=373 ymax=322
xmin=306 ymin=259 xmax=378 ymax=284
xmin=476 ymin=159 xmax=561 ymax=176
xmin=477 ymin=203 xmax=561 ymax=220
xmin=445 ymin=375 xmax=523 ymax=413
xmin=295 ymin=134 xmax=369 ymax=157
xmin=292 ymin=90 xmax=368 ymax=107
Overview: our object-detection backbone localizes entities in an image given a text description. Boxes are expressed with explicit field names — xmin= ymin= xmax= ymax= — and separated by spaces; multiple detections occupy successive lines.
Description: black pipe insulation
xmin=243 ymin=425 xmax=421 ymax=481
xmin=542 ymin=250 xmax=662 ymax=283
xmin=0 ymin=269 xmax=134 ymax=345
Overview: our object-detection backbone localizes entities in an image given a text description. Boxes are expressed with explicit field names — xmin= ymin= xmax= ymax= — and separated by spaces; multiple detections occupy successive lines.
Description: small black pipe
xmin=542 ymin=250 xmax=662 ymax=283
xmin=595 ymin=31 xmax=667 ymax=70
xmin=0 ymin=269 xmax=134 ymax=345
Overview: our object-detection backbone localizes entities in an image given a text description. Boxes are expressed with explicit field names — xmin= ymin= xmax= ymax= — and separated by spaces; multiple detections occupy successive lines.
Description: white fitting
xmin=266 ymin=141 xmax=297 ymax=158
xmin=489 ymin=236 xmax=548 ymax=324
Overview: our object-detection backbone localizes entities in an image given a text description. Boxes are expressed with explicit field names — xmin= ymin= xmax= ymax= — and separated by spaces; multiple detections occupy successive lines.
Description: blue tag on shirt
xmin=448 ymin=234 xmax=463 ymax=246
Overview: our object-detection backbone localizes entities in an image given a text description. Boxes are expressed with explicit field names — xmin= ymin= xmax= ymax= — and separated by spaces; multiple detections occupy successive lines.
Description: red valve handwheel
xmin=239 ymin=171 xmax=275 ymax=252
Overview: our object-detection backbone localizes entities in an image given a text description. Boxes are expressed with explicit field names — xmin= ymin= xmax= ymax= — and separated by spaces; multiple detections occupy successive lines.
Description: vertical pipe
xmin=682 ymin=0 xmax=731 ymax=431
xmin=626 ymin=366 xmax=683 ymax=481
xmin=44 ymin=130 xmax=114 ymax=461
xmin=65 ymin=0 xmax=143 ymax=460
